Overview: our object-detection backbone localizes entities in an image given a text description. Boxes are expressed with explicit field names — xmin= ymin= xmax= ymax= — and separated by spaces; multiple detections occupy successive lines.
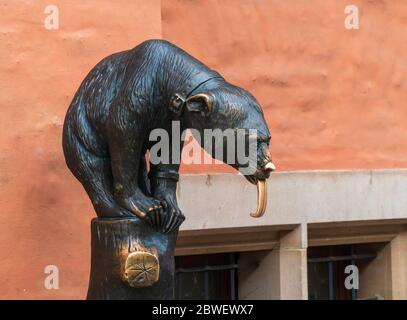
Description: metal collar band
xmin=149 ymin=170 xmax=179 ymax=182
xmin=184 ymin=75 xmax=224 ymax=99
xmin=169 ymin=74 xmax=223 ymax=116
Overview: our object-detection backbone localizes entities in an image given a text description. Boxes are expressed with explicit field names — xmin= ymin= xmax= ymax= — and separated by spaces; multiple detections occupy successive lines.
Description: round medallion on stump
xmin=124 ymin=251 xmax=160 ymax=288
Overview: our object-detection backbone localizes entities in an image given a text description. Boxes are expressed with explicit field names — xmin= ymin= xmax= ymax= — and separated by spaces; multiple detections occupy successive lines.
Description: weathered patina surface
xmin=63 ymin=39 xmax=274 ymax=299
xmin=87 ymin=218 xmax=176 ymax=300
xmin=63 ymin=39 xmax=274 ymax=231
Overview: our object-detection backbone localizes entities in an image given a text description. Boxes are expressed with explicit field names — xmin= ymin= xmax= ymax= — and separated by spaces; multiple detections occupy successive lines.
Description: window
xmin=308 ymin=244 xmax=382 ymax=300
xmin=175 ymin=253 xmax=238 ymax=300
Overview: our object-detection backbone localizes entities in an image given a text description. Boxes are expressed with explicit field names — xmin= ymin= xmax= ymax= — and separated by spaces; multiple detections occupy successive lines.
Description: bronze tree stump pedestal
xmin=87 ymin=218 xmax=178 ymax=300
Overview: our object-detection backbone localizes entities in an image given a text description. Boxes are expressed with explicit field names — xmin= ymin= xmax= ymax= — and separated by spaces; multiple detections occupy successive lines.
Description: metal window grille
xmin=175 ymin=253 xmax=238 ymax=300
xmin=308 ymin=245 xmax=377 ymax=300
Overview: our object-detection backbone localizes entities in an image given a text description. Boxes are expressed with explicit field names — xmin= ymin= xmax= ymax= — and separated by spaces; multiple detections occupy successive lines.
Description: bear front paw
xmin=117 ymin=194 xmax=166 ymax=229
xmin=162 ymin=205 xmax=185 ymax=234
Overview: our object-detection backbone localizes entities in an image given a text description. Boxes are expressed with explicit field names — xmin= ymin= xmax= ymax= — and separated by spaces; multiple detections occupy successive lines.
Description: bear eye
xmin=258 ymin=136 xmax=271 ymax=144
xmin=173 ymin=98 xmax=182 ymax=107
xmin=169 ymin=94 xmax=185 ymax=112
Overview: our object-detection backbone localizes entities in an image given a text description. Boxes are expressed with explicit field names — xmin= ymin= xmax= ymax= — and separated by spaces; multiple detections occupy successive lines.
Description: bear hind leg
xmin=83 ymin=156 xmax=135 ymax=218
xmin=64 ymin=134 xmax=134 ymax=218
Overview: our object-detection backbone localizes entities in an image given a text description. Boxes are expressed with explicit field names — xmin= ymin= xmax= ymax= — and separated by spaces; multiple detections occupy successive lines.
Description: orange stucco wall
xmin=163 ymin=0 xmax=407 ymax=172
xmin=0 ymin=0 xmax=405 ymax=299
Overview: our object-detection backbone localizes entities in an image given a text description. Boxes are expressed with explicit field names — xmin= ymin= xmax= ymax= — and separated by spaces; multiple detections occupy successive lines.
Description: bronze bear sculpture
xmin=62 ymin=39 xmax=275 ymax=234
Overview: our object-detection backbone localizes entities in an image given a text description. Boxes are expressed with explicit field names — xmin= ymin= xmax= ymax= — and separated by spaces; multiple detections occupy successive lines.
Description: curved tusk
xmin=264 ymin=162 xmax=276 ymax=171
xmin=250 ymin=180 xmax=267 ymax=218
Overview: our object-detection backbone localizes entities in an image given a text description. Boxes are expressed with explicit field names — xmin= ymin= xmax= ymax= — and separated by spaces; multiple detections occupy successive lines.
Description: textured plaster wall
xmin=162 ymin=0 xmax=407 ymax=172
xmin=0 ymin=0 xmax=406 ymax=299
xmin=0 ymin=0 xmax=162 ymax=299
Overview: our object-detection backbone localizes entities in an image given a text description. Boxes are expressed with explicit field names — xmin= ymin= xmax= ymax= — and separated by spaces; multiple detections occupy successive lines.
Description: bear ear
xmin=185 ymin=93 xmax=213 ymax=116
